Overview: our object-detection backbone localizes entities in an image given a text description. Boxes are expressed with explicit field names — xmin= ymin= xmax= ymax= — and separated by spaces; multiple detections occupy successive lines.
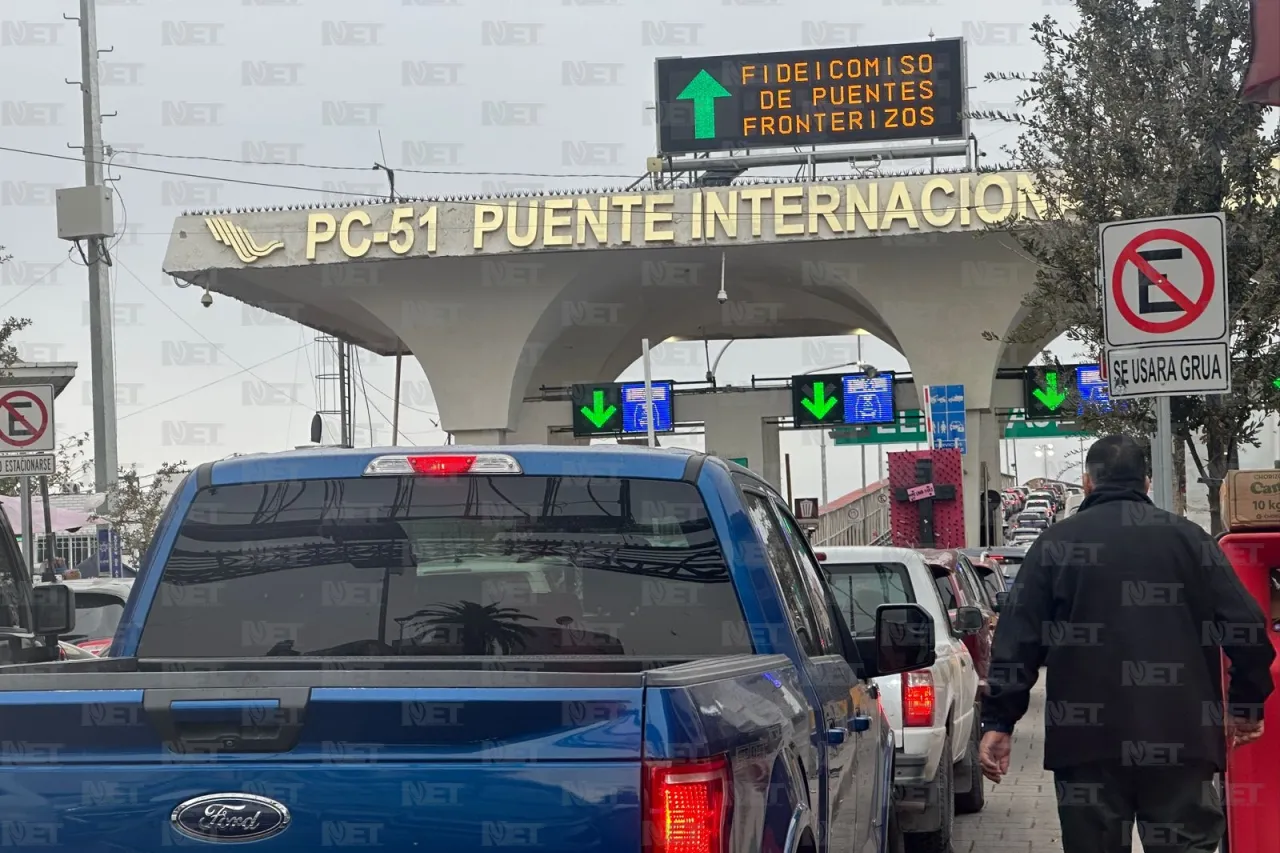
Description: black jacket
xmin=981 ymin=485 xmax=1276 ymax=771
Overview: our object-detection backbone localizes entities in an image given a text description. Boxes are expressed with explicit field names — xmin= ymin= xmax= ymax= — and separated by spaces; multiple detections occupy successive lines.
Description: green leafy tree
xmin=982 ymin=0 xmax=1280 ymax=532
xmin=93 ymin=461 xmax=189 ymax=563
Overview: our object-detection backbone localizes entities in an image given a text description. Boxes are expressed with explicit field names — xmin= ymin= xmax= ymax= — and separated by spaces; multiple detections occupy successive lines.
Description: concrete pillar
xmin=451 ymin=428 xmax=506 ymax=446
xmin=507 ymin=401 xmax=587 ymax=446
xmin=973 ymin=409 xmax=1005 ymax=546
xmin=852 ymin=249 xmax=1037 ymax=547
xmin=701 ymin=397 xmax=782 ymax=492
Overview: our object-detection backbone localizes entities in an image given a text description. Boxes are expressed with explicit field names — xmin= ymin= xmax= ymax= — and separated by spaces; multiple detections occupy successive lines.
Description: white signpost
xmin=1100 ymin=213 xmax=1230 ymax=510
xmin=0 ymin=384 xmax=57 ymax=572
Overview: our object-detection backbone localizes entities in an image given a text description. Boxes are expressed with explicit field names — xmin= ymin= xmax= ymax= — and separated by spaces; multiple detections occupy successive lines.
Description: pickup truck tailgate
xmin=0 ymin=667 xmax=644 ymax=851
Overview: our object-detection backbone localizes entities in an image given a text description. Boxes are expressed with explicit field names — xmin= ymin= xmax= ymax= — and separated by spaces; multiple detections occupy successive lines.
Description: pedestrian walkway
xmin=951 ymin=681 xmax=1063 ymax=852
xmin=951 ymin=682 xmax=1179 ymax=852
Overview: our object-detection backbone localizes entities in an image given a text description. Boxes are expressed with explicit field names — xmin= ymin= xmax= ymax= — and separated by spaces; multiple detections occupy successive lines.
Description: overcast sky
xmin=0 ymin=0 xmax=1095 ymax=499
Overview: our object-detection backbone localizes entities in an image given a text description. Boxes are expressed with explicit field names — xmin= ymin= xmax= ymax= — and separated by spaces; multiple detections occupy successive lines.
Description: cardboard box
xmin=1221 ymin=469 xmax=1280 ymax=531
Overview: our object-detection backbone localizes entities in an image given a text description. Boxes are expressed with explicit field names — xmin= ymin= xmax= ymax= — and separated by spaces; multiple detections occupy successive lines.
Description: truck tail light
xmin=643 ymin=755 xmax=732 ymax=853
xmin=76 ymin=638 xmax=112 ymax=656
xmin=902 ymin=670 xmax=935 ymax=728
xmin=813 ymin=551 xmax=827 ymax=562
xmin=363 ymin=453 xmax=522 ymax=476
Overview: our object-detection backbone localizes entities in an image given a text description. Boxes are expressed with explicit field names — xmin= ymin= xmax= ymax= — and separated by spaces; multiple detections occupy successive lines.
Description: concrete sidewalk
xmin=951 ymin=682 xmax=1064 ymax=852
xmin=950 ymin=683 xmax=1174 ymax=853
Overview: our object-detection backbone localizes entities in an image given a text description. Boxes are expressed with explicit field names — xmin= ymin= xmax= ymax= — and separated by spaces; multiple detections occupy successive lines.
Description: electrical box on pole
xmin=55 ymin=186 xmax=115 ymax=241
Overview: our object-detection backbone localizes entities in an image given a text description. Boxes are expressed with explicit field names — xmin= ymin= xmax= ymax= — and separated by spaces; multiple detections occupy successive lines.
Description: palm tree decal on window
xmin=399 ymin=601 xmax=536 ymax=654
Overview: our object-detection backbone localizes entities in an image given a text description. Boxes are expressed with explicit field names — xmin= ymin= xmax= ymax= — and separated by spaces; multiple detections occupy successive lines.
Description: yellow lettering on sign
xmin=772 ymin=186 xmax=805 ymax=236
xmin=474 ymin=204 xmax=503 ymax=249
xmin=807 ymin=185 xmax=843 ymax=234
xmin=612 ymin=195 xmax=643 ymax=244
xmin=576 ymin=198 xmax=608 ymax=245
xmin=507 ymin=200 xmax=538 ymax=248
xmin=1015 ymin=173 xmax=1048 ymax=220
xmin=339 ymin=210 xmax=372 ymax=257
xmin=643 ymin=194 xmax=675 ymax=241
xmin=388 ymin=207 xmax=414 ymax=255
xmin=418 ymin=206 xmax=438 ymax=253
xmin=705 ymin=190 xmax=737 ymax=239
xmin=920 ymin=178 xmax=957 ymax=228
xmin=306 ymin=212 xmax=337 ymax=260
xmin=975 ymin=174 xmax=1013 ymax=225
xmin=294 ymin=172 xmax=1046 ymax=259
xmin=880 ymin=182 xmax=919 ymax=231
xmin=740 ymin=188 xmax=771 ymax=237
xmin=845 ymin=184 xmax=878 ymax=233
xmin=542 ymin=198 xmax=573 ymax=247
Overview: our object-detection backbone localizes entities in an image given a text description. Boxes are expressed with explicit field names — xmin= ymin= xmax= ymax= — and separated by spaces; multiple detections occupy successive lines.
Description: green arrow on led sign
xmin=1273 ymin=377 xmax=1280 ymax=390
xmin=1032 ymin=371 xmax=1068 ymax=412
xmin=801 ymin=382 xmax=839 ymax=420
xmin=579 ymin=389 xmax=617 ymax=429
xmin=676 ymin=69 xmax=731 ymax=139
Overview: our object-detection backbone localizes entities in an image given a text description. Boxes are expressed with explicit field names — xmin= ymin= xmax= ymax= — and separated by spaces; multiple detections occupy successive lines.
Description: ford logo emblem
xmin=171 ymin=793 xmax=291 ymax=843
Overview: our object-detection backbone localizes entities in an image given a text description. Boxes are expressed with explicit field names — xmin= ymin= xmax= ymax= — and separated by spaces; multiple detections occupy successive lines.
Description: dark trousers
xmin=1053 ymin=761 xmax=1225 ymax=853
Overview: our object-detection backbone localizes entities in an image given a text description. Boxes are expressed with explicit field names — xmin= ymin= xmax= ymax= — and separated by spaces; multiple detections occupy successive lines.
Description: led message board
xmin=571 ymin=381 xmax=675 ymax=437
xmin=792 ymin=372 xmax=896 ymax=428
xmin=655 ymin=38 xmax=966 ymax=156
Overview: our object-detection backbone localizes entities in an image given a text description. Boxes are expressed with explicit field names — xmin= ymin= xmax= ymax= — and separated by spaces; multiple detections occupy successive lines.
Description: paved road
xmin=951 ymin=682 xmax=1172 ymax=853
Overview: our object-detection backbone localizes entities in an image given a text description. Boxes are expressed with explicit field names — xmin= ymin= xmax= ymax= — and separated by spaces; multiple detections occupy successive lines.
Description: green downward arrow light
xmin=801 ymin=382 xmax=839 ymax=420
xmin=1033 ymin=371 xmax=1068 ymax=412
xmin=676 ymin=69 xmax=731 ymax=140
xmin=580 ymin=389 xmax=617 ymax=429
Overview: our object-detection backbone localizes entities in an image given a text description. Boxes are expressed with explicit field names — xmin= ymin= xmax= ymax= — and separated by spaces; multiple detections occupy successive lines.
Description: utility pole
xmin=73 ymin=0 xmax=118 ymax=495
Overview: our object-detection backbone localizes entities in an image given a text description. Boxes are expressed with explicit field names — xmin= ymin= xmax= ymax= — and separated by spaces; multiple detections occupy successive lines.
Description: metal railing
xmin=812 ymin=480 xmax=892 ymax=547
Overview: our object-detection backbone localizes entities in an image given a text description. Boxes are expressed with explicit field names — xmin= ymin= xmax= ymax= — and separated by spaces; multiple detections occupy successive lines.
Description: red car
xmin=918 ymin=549 xmax=999 ymax=691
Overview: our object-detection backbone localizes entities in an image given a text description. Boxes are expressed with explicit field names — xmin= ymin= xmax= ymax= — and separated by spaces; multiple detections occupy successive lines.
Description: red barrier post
xmin=1216 ymin=532 xmax=1280 ymax=852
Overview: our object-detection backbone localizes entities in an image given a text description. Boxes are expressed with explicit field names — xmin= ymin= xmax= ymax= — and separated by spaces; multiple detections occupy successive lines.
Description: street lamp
xmin=1034 ymin=444 xmax=1055 ymax=480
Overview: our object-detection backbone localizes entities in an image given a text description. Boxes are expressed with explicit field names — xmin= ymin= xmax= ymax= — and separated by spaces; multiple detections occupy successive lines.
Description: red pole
xmin=1243 ymin=0 xmax=1280 ymax=104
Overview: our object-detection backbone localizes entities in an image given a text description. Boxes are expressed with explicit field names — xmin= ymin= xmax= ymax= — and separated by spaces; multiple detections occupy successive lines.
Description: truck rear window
xmin=137 ymin=476 xmax=751 ymax=659
xmin=825 ymin=562 xmax=914 ymax=636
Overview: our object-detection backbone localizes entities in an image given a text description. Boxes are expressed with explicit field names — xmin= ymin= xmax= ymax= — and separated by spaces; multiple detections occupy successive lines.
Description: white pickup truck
xmin=818 ymin=545 xmax=984 ymax=853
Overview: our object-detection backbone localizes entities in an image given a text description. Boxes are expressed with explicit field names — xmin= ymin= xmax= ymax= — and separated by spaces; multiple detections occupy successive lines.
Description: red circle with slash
xmin=1110 ymin=228 xmax=1215 ymax=334
xmin=0 ymin=390 xmax=49 ymax=448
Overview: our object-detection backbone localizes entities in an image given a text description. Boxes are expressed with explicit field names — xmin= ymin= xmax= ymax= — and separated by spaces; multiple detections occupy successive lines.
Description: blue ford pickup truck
xmin=0 ymin=446 xmax=937 ymax=852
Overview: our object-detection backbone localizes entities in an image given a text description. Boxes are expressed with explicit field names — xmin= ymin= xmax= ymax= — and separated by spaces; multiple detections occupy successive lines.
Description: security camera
xmin=863 ymin=365 xmax=880 ymax=379
xmin=200 ymin=289 xmax=213 ymax=308
xmin=716 ymin=287 xmax=728 ymax=304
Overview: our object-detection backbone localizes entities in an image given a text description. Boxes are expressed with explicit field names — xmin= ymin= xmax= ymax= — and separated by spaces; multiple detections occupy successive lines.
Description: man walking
xmin=979 ymin=434 xmax=1275 ymax=852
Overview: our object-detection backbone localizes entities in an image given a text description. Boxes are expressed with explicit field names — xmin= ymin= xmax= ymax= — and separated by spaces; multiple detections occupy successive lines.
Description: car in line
xmin=919 ymin=549 xmax=998 ymax=694
xmin=0 ymin=446 xmax=928 ymax=853
xmin=1022 ymin=498 xmax=1055 ymax=519
xmin=962 ymin=554 xmax=1010 ymax=611
xmin=963 ymin=546 xmax=1029 ymax=590
xmin=818 ymin=545 xmax=984 ymax=853
xmin=56 ymin=578 xmax=133 ymax=656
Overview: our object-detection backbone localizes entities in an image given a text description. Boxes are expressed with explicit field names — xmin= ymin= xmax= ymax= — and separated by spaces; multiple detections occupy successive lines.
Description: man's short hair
xmin=1085 ymin=434 xmax=1148 ymax=485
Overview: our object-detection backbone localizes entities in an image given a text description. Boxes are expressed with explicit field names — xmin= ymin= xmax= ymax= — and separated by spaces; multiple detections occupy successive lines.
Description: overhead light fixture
xmin=851 ymin=328 xmax=870 ymax=336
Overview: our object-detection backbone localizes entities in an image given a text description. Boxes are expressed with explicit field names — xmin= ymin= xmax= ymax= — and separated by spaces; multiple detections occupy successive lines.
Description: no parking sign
xmin=1100 ymin=213 xmax=1230 ymax=398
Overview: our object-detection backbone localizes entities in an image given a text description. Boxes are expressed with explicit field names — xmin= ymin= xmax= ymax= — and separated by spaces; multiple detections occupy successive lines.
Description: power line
xmin=0 ymin=142 xmax=1050 ymax=222
xmin=127 ymin=148 xmax=639 ymax=180
xmin=360 ymin=377 xmax=439 ymax=418
xmin=0 ymin=248 xmax=76 ymax=310
xmin=114 ymin=257 xmax=311 ymax=411
xmin=0 ymin=144 xmax=643 ymax=200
